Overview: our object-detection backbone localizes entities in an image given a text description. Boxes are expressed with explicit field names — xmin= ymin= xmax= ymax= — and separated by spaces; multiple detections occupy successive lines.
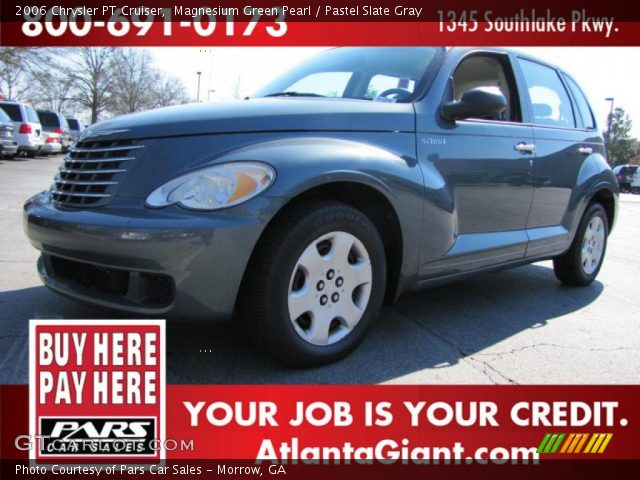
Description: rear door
xmin=515 ymin=57 xmax=603 ymax=257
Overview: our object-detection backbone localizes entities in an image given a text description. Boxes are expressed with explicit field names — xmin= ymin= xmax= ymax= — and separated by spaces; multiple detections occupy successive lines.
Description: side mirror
xmin=441 ymin=88 xmax=507 ymax=121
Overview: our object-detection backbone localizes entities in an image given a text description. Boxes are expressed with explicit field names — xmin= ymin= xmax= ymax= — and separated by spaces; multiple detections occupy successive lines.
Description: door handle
xmin=578 ymin=147 xmax=593 ymax=155
xmin=515 ymin=143 xmax=536 ymax=154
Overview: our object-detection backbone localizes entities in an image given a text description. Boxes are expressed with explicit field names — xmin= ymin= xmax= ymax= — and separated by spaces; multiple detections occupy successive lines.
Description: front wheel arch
xmin=236 ymin=200 xmax=387 ymax=365
xmin=248 ymin=181 xmax=405 ymax=306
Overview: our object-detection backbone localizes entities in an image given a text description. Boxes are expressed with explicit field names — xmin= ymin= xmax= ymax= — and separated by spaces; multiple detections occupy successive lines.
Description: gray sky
xmin=148 ymin=47 xmax=640 ymax=137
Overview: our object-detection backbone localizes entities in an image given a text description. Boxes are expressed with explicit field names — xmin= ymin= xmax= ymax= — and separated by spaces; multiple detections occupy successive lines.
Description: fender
xmin=566 ymin=152 xmax=619 ymax=236
xmin=213 ymin=136 xmax=426 ymax=288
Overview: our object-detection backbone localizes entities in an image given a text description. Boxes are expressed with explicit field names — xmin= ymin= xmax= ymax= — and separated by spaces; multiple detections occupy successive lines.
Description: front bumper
xmin=23 ymin=191 xmax=276 ymax=320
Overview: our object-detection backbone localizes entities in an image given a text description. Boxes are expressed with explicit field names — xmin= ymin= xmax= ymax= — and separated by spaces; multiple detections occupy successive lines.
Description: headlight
xmin=145 ymin=162 xmax=275 ymax=210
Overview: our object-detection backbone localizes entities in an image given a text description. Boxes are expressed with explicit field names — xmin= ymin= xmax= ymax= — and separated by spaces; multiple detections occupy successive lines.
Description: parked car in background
xmin=612 ymin=164 xmax=638 ymax=193
xmin=631 ymin=169 xmax=640 ymax=194
xmin=37 ymin=110 xmax=71 ymax=153
xmin=0 ymin=100 xmax=43 ymax=157
xmin=24 ymin=47 xmax=618 ymax=366
xmin=66 ymin=116 xmax=86 ymax=145
xmin=0 ymin=108 xmax=18 ymax=158
xmin=41 ymin=131 xmax=62 ymax=155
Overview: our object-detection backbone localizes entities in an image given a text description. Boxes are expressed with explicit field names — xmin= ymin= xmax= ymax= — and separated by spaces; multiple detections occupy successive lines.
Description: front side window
xmin=254 ymin=47 xmax=441 ymax=102
xmin=518 ymin=58 xmax=575 ymax=128
xmin=451 ymin=54 xmax=520 ymax=122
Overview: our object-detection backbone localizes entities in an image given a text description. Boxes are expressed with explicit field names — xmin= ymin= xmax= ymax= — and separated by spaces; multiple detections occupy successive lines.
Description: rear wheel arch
xmin=589 ymin=188 xmax=616 ymax=232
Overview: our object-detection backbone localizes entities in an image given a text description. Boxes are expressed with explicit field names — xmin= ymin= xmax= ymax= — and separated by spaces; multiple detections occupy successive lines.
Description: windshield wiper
xmin=263 ymin=91 xmax=327 ymax=98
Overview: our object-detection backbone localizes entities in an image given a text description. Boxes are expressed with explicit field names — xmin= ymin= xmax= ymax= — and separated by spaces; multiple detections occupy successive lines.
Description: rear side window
xmin=518 ymin=59 xmax=575 ymax=128
xmin=0 ymin=103 xmax=22 ymax=121
xmin=563 ymin=75 xmax=596 ymax=130
xmin=67 ymin=119 xmax=80 ymax=129
xmin=25 ymin=106 xmax=40 ymax=123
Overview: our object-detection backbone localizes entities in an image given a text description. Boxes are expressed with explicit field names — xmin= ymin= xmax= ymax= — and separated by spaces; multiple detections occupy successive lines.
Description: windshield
xmin=254 ymin=47 xmax=441 ymax=102
xmin=67 ymin=118 xmax=80 ymax=130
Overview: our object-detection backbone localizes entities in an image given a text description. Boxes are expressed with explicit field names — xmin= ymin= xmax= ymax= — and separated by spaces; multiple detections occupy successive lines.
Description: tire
xmin=553 ymin=203 xmax=608 ymax=286
xmin=238 ymin=201 xmax=387 ymax=366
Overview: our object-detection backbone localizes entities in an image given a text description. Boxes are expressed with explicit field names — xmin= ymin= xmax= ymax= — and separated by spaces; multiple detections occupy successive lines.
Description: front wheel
xmin=238 ymin=201 xmax=387 ymax=366
xmin=553 ymin=203 xmax=608 ymax=286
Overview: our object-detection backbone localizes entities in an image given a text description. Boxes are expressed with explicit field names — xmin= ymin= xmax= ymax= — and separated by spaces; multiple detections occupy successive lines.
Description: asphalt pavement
xmin=1 ymin=154 xmax=638 ymax=384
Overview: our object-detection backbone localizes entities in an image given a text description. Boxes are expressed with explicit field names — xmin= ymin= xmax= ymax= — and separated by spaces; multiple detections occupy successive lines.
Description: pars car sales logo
xmin=29 ymin=320 xmax=165 ymax=461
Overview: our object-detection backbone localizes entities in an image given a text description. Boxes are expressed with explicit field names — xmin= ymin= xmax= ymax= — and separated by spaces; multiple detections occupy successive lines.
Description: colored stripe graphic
xmin=573 ymin=433 xmax=589 ymax=453
xmin=584 ymin=434 xmax=599 ymax=453
xmin=550 ymin=433 xmax=565 ymax=453
xmin=559 ymin=433 xmax=575 ymax=453
xmin=597 ymin=434 xmax=613 ymax=453
xmin=537 ymin=433 xmax=551 ymax=454
xmin=539 ymin=433 xmax=613 ymax=454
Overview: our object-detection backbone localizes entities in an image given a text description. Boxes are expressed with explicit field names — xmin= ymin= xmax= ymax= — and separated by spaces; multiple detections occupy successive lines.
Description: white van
xmin=0 ymin=100 xmax=44 ymax=157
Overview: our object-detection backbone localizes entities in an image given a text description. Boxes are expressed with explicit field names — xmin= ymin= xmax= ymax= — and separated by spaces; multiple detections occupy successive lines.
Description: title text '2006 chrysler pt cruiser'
xmin=24 ymin=47 xmax=618 ymax=365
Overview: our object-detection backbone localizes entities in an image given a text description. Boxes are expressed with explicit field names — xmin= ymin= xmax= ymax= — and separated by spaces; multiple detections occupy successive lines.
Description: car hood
xmin=82 ymin=98 xmax=415 ymax=141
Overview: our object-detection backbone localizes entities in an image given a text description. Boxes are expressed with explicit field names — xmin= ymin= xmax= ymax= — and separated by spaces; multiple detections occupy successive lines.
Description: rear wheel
xmin=553 ymin=203 xmax=608 ymax=286
xmin=238 ymin=201 xmax=386 ymax=366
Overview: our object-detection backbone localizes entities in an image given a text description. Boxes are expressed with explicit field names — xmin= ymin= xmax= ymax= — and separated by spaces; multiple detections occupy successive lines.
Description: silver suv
xmin=0 ymin=100 xmax=44 ymax=157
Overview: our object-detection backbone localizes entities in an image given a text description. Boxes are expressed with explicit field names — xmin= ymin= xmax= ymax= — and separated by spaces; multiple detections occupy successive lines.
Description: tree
xmin=67 ymin=48 xmax=114 ymax=124
xmin=152 ymin=73 xmax=190 ymax=108
xmin=108 ymin=48 xmax=156 ymax=114
xmin=604 ymin=107 xmax=638 ymax=166
xmin=29 ymin=69 xmax=76 ymax=113
xmin=108 ymin=48 xmax=190 ymax=115
xmin=0 ymin=47 xmax=48 ymax=100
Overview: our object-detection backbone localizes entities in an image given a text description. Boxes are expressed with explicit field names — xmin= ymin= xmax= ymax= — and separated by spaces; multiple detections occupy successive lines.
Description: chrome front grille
xmin=51 ymin=139 xmax=143 ymax=207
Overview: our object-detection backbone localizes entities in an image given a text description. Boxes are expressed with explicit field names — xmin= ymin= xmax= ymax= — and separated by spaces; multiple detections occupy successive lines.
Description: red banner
xmin=3 ymin=384 xmax=640 ymax=462
xmin=3 ymin=21 xmax=640 ymax=46
xmin=2 ymin=1 xmax=640 ymax=46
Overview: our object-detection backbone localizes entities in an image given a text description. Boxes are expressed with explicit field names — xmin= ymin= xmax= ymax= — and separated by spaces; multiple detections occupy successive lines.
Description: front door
xmin=416 ymin=52 xmax=535 ymax=278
